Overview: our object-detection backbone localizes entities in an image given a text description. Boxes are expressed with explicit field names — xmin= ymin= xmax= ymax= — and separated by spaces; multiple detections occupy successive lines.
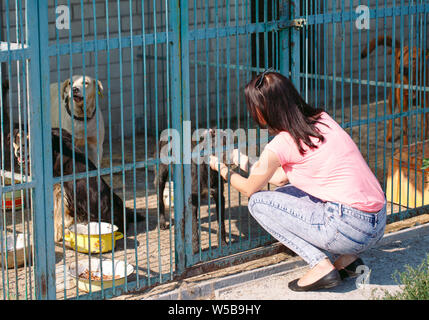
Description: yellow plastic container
xmin=64 ymin=222 xmax=123 ymax=254
xmin=68 ymin=258 xmax=134 ymax=292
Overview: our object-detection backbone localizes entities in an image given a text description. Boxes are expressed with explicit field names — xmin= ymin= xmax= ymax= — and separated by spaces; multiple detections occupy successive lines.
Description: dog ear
xmin=97 ymin=80 xmax=104 ymax=98
xmin=60 ymin=79 xmax=71 ymax=101
xmin=426 ymin=49 xmax=429 ymax=61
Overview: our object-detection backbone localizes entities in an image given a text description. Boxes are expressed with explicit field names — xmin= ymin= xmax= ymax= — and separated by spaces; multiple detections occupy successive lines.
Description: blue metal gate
xmin=1 ymin=0 xmax=429 ymax=300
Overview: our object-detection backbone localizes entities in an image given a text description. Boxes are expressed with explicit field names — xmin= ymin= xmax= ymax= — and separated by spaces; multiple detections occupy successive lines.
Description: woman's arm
xmin=231 ymin=149 xmax=288 ymax=187
xmin=268 ymin=166 xmax=289 ymax=186
xmin=210 ymin=148 xmax=282 ymax=198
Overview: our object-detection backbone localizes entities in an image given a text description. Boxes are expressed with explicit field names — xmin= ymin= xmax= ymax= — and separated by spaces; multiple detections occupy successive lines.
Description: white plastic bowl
xmin=0 ymin=233 xmax=32 ymax=269
xmin=68 ymin=258 xmax=134 ymax=292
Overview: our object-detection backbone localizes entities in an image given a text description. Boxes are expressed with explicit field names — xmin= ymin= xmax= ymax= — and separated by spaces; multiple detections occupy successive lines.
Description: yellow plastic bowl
xmin=68 ymin=258 xmax=134 ymax=292
xmin=64 ymin=222 xmax=123 ymax=254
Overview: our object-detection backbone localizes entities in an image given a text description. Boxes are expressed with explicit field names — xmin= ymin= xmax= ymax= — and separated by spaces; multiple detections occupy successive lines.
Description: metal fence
xmin=0 ymin=0 xmax=428 ymax=300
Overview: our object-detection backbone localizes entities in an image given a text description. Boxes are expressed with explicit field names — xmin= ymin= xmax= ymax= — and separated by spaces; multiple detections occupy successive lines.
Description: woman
xmin=209 ymin=71 xmax=386 ymax=292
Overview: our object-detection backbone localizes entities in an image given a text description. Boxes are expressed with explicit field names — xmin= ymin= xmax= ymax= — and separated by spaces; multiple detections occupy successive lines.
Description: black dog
xmin=12 ymin=127 xmax=145 ymax=242
xmin=1 ymin=80 xmax=9 ymax=135
xmin=154 ymin=129 xmax=227 ymax=253
xmin=0 ymin=80 xmax=16 ymax=172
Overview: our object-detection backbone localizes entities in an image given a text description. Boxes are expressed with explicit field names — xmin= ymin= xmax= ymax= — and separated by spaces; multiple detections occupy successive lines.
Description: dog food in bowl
xmin=79 ymin=269 xmax=122 ymax=281
xmin=68 ymin=258 xmax=134 ymax=292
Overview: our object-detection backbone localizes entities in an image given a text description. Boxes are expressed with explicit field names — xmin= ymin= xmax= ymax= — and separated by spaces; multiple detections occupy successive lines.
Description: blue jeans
xmin=248 ymin=184 xmax=387 ymax=268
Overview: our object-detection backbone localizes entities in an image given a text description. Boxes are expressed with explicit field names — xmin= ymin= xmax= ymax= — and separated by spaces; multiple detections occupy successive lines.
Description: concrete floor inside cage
xmin=1 ymin=99 xmax=428 ymax=300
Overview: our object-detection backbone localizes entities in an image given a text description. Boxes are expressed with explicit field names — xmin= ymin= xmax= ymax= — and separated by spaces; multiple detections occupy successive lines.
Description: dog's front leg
xmin=192 ymin=204 xmax=200 ymax=254
xmin=212 ymin=185 xmax=227 ymax=248
xmin=155 ymin=163 xmax=170 ymax=230
xmin=395 ymin=87 xmax=409 ymax=145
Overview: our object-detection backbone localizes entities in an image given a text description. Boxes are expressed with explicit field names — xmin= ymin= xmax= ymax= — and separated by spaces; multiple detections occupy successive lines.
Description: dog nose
xmin=73 ymin=87 xmax=80 ymax=94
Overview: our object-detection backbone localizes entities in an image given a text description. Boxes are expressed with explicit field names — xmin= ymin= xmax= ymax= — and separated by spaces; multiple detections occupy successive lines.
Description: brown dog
xmin=361 ymin=36 xmax=429 ymax=145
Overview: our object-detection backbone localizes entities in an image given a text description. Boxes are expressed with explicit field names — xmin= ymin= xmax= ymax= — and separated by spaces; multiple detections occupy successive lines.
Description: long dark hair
xmin=244 ymin=71 xmax=327 ymax=155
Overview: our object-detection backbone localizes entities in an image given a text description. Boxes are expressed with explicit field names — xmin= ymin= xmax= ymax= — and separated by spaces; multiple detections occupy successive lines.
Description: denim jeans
xmin=248 ymin=184 xmax=386 ymax=268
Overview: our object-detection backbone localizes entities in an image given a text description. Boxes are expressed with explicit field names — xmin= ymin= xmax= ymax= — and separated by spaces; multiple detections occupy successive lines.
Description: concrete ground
xmin=147 ymin=222 xmax=429 ymax=300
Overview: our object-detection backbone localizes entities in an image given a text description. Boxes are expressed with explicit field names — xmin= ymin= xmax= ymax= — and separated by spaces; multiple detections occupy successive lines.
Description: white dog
xmin=50 ymin=75 xmax=104 ymax=164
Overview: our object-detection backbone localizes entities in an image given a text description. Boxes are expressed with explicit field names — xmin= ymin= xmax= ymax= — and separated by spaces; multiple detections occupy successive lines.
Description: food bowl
xmin=64 ymin=222 xmax=123 ymax=254
xmin=0 ymin=233 xmax=32 ymax=269
xmin=68 ymin=258 xmax=134 ymax=292
xmin=1 ymin=175 xmax=24 ymax=210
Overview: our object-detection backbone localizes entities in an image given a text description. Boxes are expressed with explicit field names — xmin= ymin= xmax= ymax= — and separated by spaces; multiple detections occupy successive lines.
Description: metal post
xmin=279 ymin=0 xmax=290 ymax=76
xmin=290 ymin=0 xmax=300 ymax=91
xmin=169 ymin=0 xmax=186 ymax=275
xmin=26 ymin=0 xmax=55 ymax=299
xmin=178 ymin=0 xmax=194 ymax=268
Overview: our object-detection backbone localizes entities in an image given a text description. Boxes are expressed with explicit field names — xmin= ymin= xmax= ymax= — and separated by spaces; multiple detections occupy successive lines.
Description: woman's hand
xmin=232 ymin=149 xmax=249 ymax=172
xmin=209 ymin=155 xmax=226 ymax=172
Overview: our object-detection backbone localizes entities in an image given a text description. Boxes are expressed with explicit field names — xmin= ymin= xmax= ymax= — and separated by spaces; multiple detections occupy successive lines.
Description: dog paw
xmin=159 ymin=222 xmax=170 ymax=230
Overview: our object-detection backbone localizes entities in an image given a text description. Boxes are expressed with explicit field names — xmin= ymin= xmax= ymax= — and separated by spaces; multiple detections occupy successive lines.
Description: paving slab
xmin=149 ymin=222 xmax=429 ymax=300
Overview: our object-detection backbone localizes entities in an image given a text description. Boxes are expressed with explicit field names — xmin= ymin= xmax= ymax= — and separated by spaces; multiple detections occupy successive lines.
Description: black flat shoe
xmin=288 ymin=269 xmax=342 ymax=292
xmin=338 ymin=257 xmax=365 ymax=280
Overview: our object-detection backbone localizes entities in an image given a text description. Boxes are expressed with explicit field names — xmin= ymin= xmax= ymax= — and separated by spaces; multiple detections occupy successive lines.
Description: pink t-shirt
xmin=265 ymin=112 xmax=385 ymax=212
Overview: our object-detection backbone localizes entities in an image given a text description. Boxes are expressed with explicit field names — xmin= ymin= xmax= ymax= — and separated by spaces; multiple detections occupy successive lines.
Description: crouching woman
xmin=209 ymin=71 xmax=386 ymax=292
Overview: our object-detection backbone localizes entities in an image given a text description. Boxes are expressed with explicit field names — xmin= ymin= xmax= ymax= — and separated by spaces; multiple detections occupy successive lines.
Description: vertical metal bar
xmin=53 ymin=0 xmax=68 ymax=300
xmin=164 ymin=0 xmax=174 ymax=280
xmin=153 ymin=0 xmax=163 ymax=281
xmin=234 ymin=0 xmax=242 ymax=250
xmin=290 ymin=0 xmax=300 ymax=91
xmin=373 ymin=0 xmax=380 ymax=181
xmin=169 ymin=0 xmax=185 ymax=275
xmin=214 ymin=0 xmax=221 ymax=254
xmin=79 ymin=0 xmax=93 ymax=297
xmin=91 ymin=0 xmax=105 ymax=297
xmin=128 ymin=0 xmax=139 ymax=289
xmin=204 ymin=0 xmax=212 ymax=256
xmin=178 ymin=0 xmax=193 ymax=269
xmin=382 ymin=0 xmax=388 ymax=191
xmin=141 ymin=0 xmax=152 ymax=287
xmin=26 ymin=0 xmax=55 ymax=300
xmin=104 ymin=0 xmax=117 ymax=295
xmin=116 ymin=0 xmax=128 ymax=292
xmin=279 ymin=1 xmax=289 ymax=76
xmin=225 ymin=0 xmax=231 ymax=252
xmin=2 ymin=0 xmax=13 ymax=300
xmin=420 ymin=0 xmax=428 ymax=206
xmin=193 ymin=0 xmax=202 ymax=260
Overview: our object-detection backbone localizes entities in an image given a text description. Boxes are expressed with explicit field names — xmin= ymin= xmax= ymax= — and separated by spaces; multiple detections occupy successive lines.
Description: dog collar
xmin=65 ymin=97 xmax=95 ymax=122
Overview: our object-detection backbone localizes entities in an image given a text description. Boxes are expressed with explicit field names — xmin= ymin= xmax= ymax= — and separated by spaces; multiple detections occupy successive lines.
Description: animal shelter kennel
xmin=0 ymin=0 xmax=429 ymax=300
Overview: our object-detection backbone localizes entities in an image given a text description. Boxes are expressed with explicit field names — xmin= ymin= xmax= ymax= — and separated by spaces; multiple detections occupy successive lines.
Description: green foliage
xmin=381 ymin=255 xmax=429 ymax=300
xmin=422 ymin=158 xmax=429 ymax=170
